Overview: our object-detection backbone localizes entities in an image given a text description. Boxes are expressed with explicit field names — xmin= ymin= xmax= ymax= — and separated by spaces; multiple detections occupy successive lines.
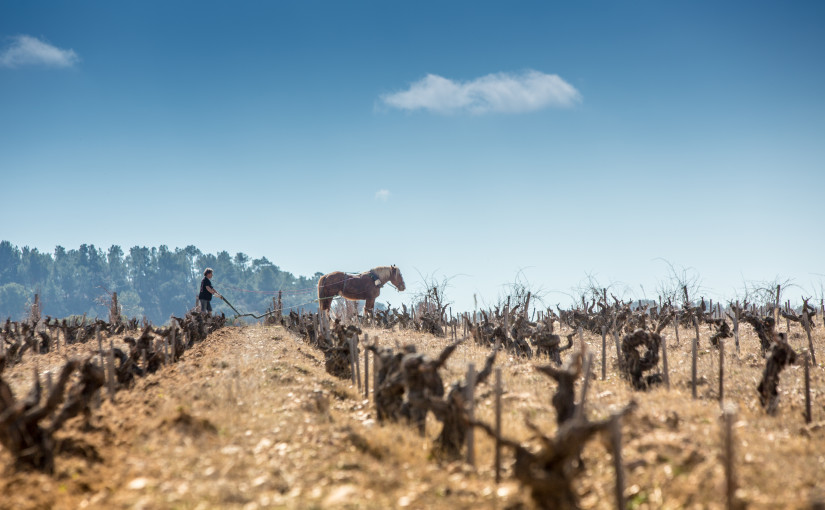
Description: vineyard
xmin=1 ymin=291 xmax=824 ymax=509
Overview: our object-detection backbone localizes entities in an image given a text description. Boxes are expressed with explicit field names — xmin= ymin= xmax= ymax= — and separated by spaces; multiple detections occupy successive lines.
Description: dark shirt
xmin=199 ymin=277 xmax=213 ymax=300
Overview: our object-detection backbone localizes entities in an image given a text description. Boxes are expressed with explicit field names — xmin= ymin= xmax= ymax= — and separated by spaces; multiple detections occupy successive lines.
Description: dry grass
xmin=1 ymin=320 xmax=823 ymax=509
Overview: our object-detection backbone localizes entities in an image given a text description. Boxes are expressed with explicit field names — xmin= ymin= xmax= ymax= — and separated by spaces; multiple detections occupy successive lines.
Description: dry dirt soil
xmin=1 ymin=321 xmax=824 ymax=510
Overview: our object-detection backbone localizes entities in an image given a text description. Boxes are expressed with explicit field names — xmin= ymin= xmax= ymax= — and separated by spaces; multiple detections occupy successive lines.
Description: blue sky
xmin=2 ymin=1 xmax=824 ymax=312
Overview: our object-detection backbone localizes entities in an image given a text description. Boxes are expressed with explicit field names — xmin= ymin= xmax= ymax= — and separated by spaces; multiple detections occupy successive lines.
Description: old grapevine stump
xmin=757 ymin=333 xmax=797 ymax=415
xmin=367 ymin=344 xmax=412 ymax=423
xmin=535 ymin=351 xmax=583 ymax=426
xmin=322 ymin=322 xmax=362 ymax=379
xmin=0 ymin=357 xmax=104 ymax=473
xmin=417 ymin=346 xmax=499 ymax=460
xmin=740 ymin=313 xmax=777 ymax=356
xmin=620 ymin=329 xmax=663 ymax=390
xmin=474 ymin=402 xmax=636 ymax=510
xmin=399 ymin=338 xmax=464 ymax=434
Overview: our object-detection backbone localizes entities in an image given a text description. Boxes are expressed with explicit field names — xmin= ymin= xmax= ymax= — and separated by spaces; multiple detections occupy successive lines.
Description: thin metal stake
xmin=804 ymin=351 xmax=812 ymax=424
xmin=692 ymin=317 xmax=699 ymax=399
xmin=494 ymin=367 xmax=502 ymax=484
xmin=719 ymin=338 xmax=725 ymax=405
xmin=661 ymin=333 xmax=670 ymax=390
xmin=723 ymin=404 xmax=737 ymax=510
xmin=611 ymin=415 xmax=625 ymax=510
xmin=601 ymin=326 xmax=607 ymax=380
xmin=465 ymin=363 xmax=476 ymax=467
xmin=364 ymin=334 xmax=370 ymax=400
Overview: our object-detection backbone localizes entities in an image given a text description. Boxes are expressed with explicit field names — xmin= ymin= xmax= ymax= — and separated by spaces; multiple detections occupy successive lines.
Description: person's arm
xmin=206 ymin=285 xmax=221 ymax=299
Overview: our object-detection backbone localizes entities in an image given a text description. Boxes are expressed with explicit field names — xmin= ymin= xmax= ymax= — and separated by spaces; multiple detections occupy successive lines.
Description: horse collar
xmin=368 ymin=270 xmax=383 ymax=287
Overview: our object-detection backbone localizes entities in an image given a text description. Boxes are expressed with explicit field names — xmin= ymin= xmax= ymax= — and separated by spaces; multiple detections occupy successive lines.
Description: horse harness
xmin=368 ymin=270 xmax=385 ymax=288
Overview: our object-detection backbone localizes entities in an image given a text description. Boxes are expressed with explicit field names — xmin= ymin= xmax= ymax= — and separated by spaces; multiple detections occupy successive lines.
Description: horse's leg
xmin=318 ymin=276 xmax=333 ymax=316
xmin=365 ymin=297 xmax=375 ymax=318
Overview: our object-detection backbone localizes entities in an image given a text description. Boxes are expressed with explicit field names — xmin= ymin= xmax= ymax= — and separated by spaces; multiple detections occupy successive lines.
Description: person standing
xmin=199 ymin=268 xmax=222 ymax=313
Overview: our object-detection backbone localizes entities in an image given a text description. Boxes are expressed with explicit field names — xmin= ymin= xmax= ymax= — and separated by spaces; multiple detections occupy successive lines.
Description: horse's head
xmin=390 ymin=265 xmax=406 ymax=292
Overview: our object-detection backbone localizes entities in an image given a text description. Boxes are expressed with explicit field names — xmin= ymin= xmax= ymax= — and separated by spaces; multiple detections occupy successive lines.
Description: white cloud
xmin=375 ymin=189 xmax=390 ymax=202
xmin=380 ymin=70 xmax=581 ymax=115
xmin=0 ymin=35 xmax=80 ymax=68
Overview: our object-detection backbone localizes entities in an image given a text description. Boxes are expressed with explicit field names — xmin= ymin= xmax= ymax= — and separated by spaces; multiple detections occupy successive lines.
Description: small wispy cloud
xmin=375 ymin=189 xmax=391 ymax=202
xmin=0 ymin=35 xmax=80 ymax=69
xmin=380 ymin=70 xmax=581 ymax=115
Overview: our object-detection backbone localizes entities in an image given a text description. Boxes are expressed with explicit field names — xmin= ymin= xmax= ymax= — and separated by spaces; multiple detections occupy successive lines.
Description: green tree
xmin=0 ymin=241 xmax=322 ymax=322
xmin=0 ymin=283 xmax=28 ymax=319
xmin=18 ymin=247 xmax=50 ymax=287
xmin=0 ymin=241 xmax=21 ymax=284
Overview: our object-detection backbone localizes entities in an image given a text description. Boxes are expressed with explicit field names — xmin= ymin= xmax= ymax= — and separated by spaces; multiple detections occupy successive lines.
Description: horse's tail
xmin=317 ymin=274 xmax=326 ymax=299
xmin=317 ymin=273 xmax=330 ymax=312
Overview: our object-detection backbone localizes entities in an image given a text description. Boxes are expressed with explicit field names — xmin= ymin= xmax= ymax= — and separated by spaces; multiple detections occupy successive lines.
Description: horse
xmin=318 ymin=265 xmax=406 ymax=317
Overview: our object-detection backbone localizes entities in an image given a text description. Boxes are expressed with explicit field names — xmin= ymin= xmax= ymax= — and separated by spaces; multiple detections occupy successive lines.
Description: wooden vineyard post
xmin=733 ymin=301 xmax=740 ymax=355
xmin=163 ymin=325 xmax=170 ymax=365
xmin=578 ymin=326 xmax=584 ymax=352
xmin=775 ymin=284 xmax=781 ymax=325
xmin=674 ymin=311 xmax=681 ymax=346
xmin=802 ymin=310 xmax=817 ymax=366
xmin=503 ymin=305 xmax=510 ymax=341
xmin=352 ymin=335 xmax=361 ymax=392
xmin=692 ymin=317 xmax=699 ymax=399
xmin=575 ymin=353 xmax=594 ymax=421
xmin=277 ymin=290 xmax=283 ymax=322
xmin=348 ymin=337 xmax=356 ymax=386
xmin=350 ymin=336 xmax=360 ymax=391
xmin=610 ymin=415 xmax=625 ymax=510
xmin=32 ymin=294 xmax=40 ymax=323
xmin=661 ymin=333 xmax=670 ymax=389
xmin=107 ymin=339 xmax=116 ymax=402
xmin=804 ymin=351 xmax=812 ymax=424
xmin=372 ymin=338 xmax=379 ymax=404
xmin=524 ymin=291 xmax=531 ymax=320
xmin=613 ymin=330 xmax=622 ymax=372
xmin=363 ymin=334 xmax=370 ymax=400
xmin=601 ymin=326 xmax=607 ymax=380
xmin=494 ymin=367 xmax=502 ymax=484
xmin=96 ymin=326 xmax=103 ymax=363
xmin=111 ymin=291 xmax=119 ymax=323
xmin=719 ymin=337 xmax=725 ymax=405
xmin=723 ymin=404 xmax=737 ymax=510
xmin=465 ymin=363 xmax=476 ymax=468
xmin=786 ymin=301 xmax=791 ymax=333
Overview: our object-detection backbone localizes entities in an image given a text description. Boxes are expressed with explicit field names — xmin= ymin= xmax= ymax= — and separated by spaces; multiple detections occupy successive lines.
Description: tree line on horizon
xmin=0 ymin=241 xmax=322 ymax=323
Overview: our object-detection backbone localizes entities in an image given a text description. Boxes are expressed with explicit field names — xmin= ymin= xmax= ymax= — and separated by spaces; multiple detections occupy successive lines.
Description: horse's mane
xmin=368 ymin=266 xmax=394 ymax=280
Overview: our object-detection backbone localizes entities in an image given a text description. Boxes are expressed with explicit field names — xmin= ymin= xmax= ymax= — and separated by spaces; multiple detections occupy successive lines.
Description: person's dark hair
xmin=204 ymin=268 xmax=213 ymax=276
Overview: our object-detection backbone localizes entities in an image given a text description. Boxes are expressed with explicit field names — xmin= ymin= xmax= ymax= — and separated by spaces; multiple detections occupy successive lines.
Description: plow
xmin=219 ymin=295 xmax=280 ymax=320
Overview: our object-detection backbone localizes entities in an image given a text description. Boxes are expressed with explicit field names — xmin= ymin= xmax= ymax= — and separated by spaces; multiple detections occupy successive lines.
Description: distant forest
xmin=0 ymin=241 xmax=322 ymax=323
